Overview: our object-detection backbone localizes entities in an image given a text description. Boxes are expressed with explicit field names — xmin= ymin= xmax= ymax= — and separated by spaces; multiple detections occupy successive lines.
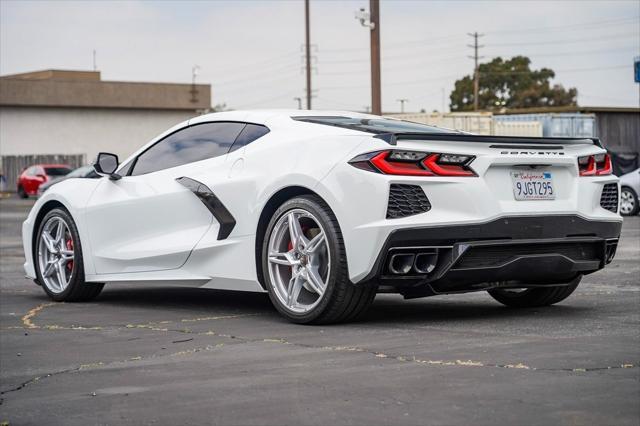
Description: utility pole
xmin=294 ymin=97 xmax=302 ymax=110
xmin=396 ymin=98 xmax=408 ymax=113
xmin=92 ymin=49 xmax=97 ymax=71
xmin=305 ymin=0 xmax=312 ymax=110
xmin=370 ymin=0 xmax=381 ymax=115
xmin=190 ymin=65 xmax=200 ymax=103
xmin=355 ymin=2 xmax=381 ymax=114
xmin=467 ymin=32 xmax=484 ymax=111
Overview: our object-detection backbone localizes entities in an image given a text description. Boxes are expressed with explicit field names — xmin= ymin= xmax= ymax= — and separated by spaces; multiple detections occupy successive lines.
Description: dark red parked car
xmin=17 ymin=164 xmax=72 ymax=198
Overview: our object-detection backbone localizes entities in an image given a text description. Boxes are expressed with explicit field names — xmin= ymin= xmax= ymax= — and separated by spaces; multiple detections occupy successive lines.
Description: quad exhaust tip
xmin=389 ymin=254 xmax=415 ymax=275
xmin=388 ymin=251 xmax=439 ymax=275
xmin=414 ymin=252 xmax=438 ymax=274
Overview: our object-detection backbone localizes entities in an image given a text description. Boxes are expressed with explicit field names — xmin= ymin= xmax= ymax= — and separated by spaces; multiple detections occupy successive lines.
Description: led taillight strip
xmin=352 ymin=150 xmax=477 ymax=177
xmin=370 ymin=152 xmax=434 ymax=176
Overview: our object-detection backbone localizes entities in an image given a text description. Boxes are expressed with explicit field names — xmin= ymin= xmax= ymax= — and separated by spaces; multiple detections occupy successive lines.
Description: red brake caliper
xmin=288 ymin=226 xmax=309 ymax=272
xmin=66 ymin=238 xmax=74 ymax=271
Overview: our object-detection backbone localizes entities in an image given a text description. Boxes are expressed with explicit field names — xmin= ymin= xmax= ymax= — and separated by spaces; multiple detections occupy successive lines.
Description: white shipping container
xmin=493 ymin=113 xmax=596 ymax=138
xmin=388 ymin=112 xmax=542 ymax=136
xmin=493 ymin=121 xmax=543 ymax=137
xmin=388 ymin=112 xmax=493 ymax=135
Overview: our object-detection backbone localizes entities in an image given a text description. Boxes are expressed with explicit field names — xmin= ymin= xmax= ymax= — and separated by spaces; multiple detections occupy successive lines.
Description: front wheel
xmin=488 ymin=277 xmax=581 ymax=308
xmin=35 ymin=208 xmax=104 ymax=302
xmin=262 ymin=195 xmax=376 ymax=324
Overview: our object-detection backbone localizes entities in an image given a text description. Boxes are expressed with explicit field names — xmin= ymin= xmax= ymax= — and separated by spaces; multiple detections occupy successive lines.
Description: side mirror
xmin=36 ymin=174 xmax=47 ymax=181
xmin=94 ymin=152 xmax=121 ymax=180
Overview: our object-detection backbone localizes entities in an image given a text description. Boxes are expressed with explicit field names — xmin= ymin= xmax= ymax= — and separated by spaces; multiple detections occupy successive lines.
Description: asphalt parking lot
xmin=0 ymin=197 xmax=638 ymax=426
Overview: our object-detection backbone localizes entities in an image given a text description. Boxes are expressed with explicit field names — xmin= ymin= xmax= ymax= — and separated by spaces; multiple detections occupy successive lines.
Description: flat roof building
xmin=0 ymin=69 xmax=211 ymax=190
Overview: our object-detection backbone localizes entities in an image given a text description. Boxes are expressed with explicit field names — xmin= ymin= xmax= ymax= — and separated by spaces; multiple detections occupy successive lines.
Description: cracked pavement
xmin=1 ymin=197 xmax=639 ymax=425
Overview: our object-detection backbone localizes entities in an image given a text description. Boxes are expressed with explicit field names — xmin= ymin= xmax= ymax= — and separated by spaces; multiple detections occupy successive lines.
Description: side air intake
xmin=387 ymin=184 xmax=431 ymax=219
xmin=600 ymin=183 xmax=618 ymax=213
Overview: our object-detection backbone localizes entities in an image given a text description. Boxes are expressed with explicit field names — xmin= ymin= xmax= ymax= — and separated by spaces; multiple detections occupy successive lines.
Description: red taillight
xmin=578 ymin=153 xmax=612 ymax=176
xmin=595 ymin=153 xmax=612 ymax=176
xmin=350 ymin=150 xmax=477 ymax=177
xmin=370 ymin=152 xmax=434 ymax=176
xmin=423 ymin=154 xmax=476 ymax=177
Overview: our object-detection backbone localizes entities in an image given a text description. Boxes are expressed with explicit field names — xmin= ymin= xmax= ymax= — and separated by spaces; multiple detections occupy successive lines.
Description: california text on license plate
xmin=511 ymin=171 xmax=555 ymax=200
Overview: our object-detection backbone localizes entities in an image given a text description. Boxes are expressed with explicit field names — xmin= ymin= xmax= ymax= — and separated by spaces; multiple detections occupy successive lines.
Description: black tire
xmin=17 ymin=185 xmax=28 ymax=199
xmin=261 ymin=195 xmax=377 ymax=324
xmin=488 ymin=276 xmax=581 ymax=308
xmin=620 ymin=186 xmax=639 ymax=216
xmin=35 ymin=208 xmax=104 ymax=302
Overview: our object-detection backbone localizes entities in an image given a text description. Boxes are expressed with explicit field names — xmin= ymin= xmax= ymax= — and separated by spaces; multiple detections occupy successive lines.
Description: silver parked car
xmin=619 ymin=168 xmax=640 ymax=216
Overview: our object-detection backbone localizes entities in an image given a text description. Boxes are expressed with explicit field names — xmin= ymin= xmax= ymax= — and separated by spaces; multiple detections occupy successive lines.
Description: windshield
xmin=292 ymin=116 xmax=458 ymax=134
xmin=44 ymin=167 xmax=72 ymax=176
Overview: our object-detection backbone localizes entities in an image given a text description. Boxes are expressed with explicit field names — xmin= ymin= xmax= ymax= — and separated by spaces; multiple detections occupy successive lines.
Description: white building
xmin=0 ymin=69 xmax=211 ymax=190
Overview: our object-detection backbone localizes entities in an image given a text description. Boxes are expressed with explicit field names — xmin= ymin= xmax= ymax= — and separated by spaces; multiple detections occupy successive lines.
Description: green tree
xmin=449 ymin=56 xmax=577 ymax=111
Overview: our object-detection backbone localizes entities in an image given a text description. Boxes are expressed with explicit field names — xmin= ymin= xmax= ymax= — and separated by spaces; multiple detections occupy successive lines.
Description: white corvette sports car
xmin=22 ymin=110 xmax=622 ymax=323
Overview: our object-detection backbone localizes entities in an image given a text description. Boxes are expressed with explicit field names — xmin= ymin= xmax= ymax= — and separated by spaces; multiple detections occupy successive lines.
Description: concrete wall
xmin=0 ymin=106 xmax=197 ymax=163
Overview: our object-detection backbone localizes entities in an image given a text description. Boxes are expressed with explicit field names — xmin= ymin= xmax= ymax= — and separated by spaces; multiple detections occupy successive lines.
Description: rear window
xmin=44 ymin=167 xmax=72 ymax=176
xmin=292 ymin=116 xmax=458 ymax=134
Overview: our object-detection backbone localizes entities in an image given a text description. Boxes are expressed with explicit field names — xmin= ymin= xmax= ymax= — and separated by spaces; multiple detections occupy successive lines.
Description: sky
xmin=1 ymin=0 xmax=639 ymax=112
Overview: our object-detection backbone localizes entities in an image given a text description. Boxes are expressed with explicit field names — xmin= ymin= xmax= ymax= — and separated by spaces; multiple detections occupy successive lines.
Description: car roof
xmin=190 ymin=109 xmax=380 ymax=127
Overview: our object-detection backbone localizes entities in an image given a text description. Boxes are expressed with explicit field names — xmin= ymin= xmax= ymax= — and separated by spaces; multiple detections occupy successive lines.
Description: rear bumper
xmin=356 ymin=215 xmax=621 ymax=295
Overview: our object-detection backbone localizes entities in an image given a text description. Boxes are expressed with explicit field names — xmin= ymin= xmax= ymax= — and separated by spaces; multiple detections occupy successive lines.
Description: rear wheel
xmin=620 ymin=186 xmax=639 ymax=216
xmin=262 ymin=195 xmax=376 ymax=324
xmin=488 ymin=277 xmax=581 ymax=308
xmin=35 ymin=208 xmax=104 ymax=302
xmin=17 ymin=185 xmax=28 ymax=199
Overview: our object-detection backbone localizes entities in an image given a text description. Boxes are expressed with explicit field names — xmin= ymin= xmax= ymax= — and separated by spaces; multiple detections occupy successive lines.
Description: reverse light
xmin=578 ymin=153 xmax=612 ymax=176
xmin=349 ymin=150 xmax=477 ymax=177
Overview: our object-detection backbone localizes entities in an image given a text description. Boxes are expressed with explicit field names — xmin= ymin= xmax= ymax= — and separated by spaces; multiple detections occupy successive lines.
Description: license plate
xmin=511 ymin=171 xmax=555 ymax=200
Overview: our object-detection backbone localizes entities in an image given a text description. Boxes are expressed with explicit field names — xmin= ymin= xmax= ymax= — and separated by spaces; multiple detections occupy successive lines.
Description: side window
xmin=131 ymin=122 xmax=245 ymax=176
xmin=25 ymin=167 xmax=36 ymax=176
xmin=228 ymin=124 xmax=270 ymax=153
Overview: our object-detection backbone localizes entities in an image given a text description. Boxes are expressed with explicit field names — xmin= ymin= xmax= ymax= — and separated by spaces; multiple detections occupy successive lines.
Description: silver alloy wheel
xmin=267 ymin=208 xmax=330 ymax=314
xmin=38 ymin=216 xmax=75 ymax=294
xmin=620 ymin=189 xmax=635 ymax=215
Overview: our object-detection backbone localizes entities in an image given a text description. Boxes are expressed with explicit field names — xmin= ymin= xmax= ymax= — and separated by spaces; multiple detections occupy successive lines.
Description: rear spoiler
xmin=373 ymin=132 xmax=603 ymax=148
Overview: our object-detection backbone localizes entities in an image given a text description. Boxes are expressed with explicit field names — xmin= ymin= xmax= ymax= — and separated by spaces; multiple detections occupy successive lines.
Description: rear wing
xmin=374 ymin=132 xmax=603 ymax=148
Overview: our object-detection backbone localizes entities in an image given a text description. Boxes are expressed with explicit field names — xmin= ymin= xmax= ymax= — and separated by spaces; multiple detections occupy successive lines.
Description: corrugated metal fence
xmin=0 ymin=154 xmax=86 ymax=192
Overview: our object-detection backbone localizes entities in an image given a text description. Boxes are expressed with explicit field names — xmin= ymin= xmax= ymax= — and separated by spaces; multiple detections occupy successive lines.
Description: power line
xmin=209 ymin=51 xmax=299 ymax=75
xmin=488 ymin=15 xmax=639 ymax=35
xmin=317 ymin=15 xmax=638 ymax=56
xmin=213 ymin=61 xmax=301 ymax=87
xmin=316 ymin=64 xmax=631 ymax=92
xmin=232 ymin=90 xmax=301 ymax=109
xmin=491 ymin=32 xmax=638 ymax=47
xmin=484 ymin=46 xmax=639 ymax=59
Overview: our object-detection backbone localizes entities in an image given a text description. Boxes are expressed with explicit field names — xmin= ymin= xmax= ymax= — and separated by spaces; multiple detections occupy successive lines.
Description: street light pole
xmin=396 ymin=98 xmax=408 ymax=113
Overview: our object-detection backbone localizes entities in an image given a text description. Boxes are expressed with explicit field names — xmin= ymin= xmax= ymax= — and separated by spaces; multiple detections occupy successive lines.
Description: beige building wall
xmin=0 ymin=106 xmax=197 ymax=163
